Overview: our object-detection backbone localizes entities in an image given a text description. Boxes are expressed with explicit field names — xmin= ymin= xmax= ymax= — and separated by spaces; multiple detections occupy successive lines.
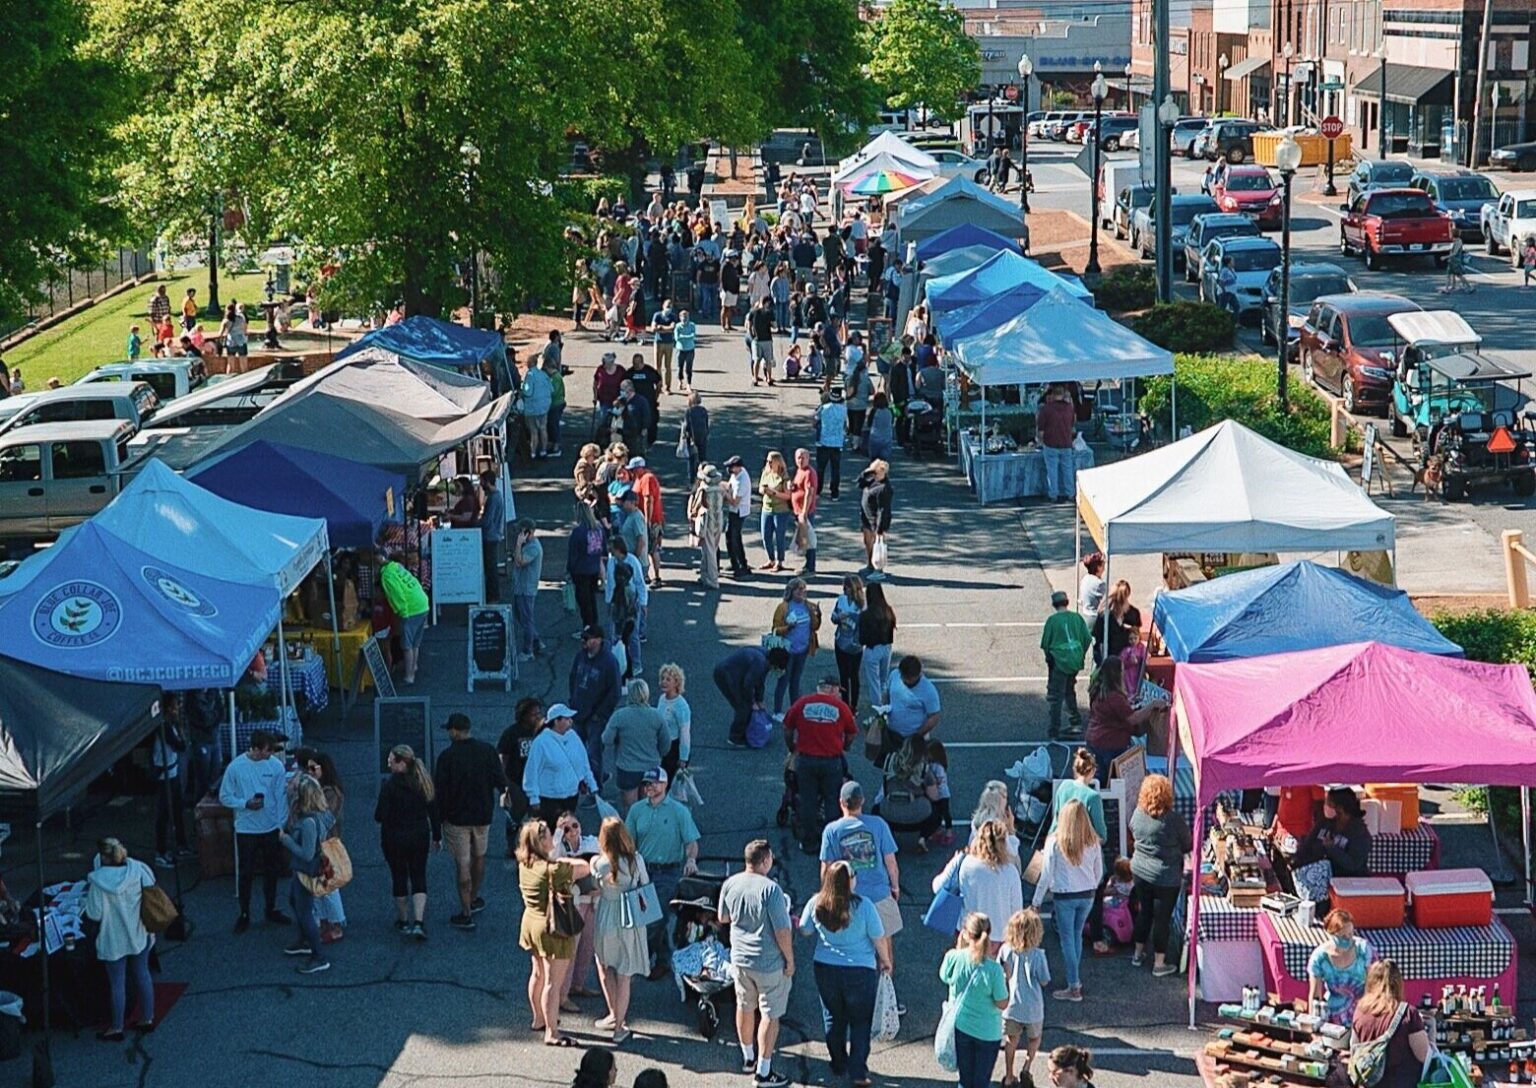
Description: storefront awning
xmin=1353 ymin=62 xmax=1453 ymax=106
xmin=1223 ymin=56 xmax=1270 ymax=82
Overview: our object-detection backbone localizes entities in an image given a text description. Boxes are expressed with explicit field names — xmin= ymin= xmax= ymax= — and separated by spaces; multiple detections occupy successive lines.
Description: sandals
xmin=543 ymin=1036 xmax=576 ymax=1048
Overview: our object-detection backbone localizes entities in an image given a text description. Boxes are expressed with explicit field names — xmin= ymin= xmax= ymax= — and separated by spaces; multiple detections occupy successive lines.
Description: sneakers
xmin=517 ymin=652 xmax=535 ymax=662
xmin=755 ymin=1072 xmax=791 ymax=1087
xmin=449 ymin=913 xmax=476 ymax=930
xmin=932 ymin=829 xmax=956 ymax=846
xmin=410 ymin=922 xmax=427 ymax=941
xmin=297 ymin=958 xmax=331 ymax=975
xmin=740 ymin=1056 xmax=757 ymax=1074
xmin=1131 ymin=952 xmax=1146 ymax=967
xmin=394 ymin=919 xmax=411 ymax=933
xmin=283 ymin=942 xmax=313 ymax=956
xmin=595 ymin=1015 xmax=617 ymax=1032
xmin=470 ymin=896 xmax=487 ymax=914
xmin=233 ymin=914 xmax=250 ymax=934
xmin=1152 ymin=963 xmax=1178 ymax=977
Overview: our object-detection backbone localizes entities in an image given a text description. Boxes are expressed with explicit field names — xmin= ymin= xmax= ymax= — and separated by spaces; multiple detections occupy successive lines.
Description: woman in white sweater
xmin=937 ymin=819 xmax=1022 ymax=955
xmin=1031 ymin=799 xmax=1103 ymax=1002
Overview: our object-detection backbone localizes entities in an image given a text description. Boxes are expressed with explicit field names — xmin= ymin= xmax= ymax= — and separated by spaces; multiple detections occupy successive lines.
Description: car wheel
xmin=1114 ymin=221 xmax=1125 ymax=240
xmin=1391 ymin=415 xmax=1409 ymax=438
xmin=1515 ymin=242 xmax=1529 ymax=270
xmin=1340 ymin=229 xmax=1352 ymax=257
xmin=1364 ymin=245 xmax=1380 ymax=271
xmin=1227 ymin=148 xmax=1245 ymax=165
xmin=1516 ymin=471 xmax=1536 ymax=498
xmin=1487 ymin=232 xmax=1500 ymax=256
xmin=1443 ymin=475 xmax=1467 ymax=502
xmin=1105 ymin=138 xmax=1120 ymax=152
xmin=1343 ymin=375 xmax=1358 ymax=414
xmin=1519 ymin=154 xmax=1536 ymax=173
xmin=1261 ymin=317 xmax=1275 ymax=345
xmin=974 ymin=168 xmax=989 ymax=185
xmin=1184 ymin=259 xmax=1195 ymax=283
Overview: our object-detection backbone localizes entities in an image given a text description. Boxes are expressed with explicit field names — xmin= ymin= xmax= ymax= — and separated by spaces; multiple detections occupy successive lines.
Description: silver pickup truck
xmin=0 ymin=420 xmax=149 ymax=545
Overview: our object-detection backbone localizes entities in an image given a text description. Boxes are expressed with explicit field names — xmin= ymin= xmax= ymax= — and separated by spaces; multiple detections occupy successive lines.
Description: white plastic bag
xmin=871 ymin=533 xmax=888 ymax=571
xmin=669 ymin=768 xmax=704 ymax=807
xmin=872 ymin=972 xmax=900 ymax=1043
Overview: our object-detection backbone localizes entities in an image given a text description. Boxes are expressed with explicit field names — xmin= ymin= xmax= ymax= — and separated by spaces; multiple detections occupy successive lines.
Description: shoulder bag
xmin=1347 ymin=1001 xmax=1410 ymax=1087
xmin=934 ymin=960 xmax=986 ymax=1073
xmin=619 ymin=859 xmax=665 ymax=929
xmin=545 ymin=862 xmax=585 ymax=939
xmin=923 ymin=851 xmax=966 ymax=934
xmin=140 ymin=882 xmax=179 ymax=935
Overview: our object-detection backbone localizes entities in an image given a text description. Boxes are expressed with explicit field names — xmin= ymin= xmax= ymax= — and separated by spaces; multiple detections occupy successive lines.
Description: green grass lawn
xmin=7 ymin=269 xmax=270 ymax=386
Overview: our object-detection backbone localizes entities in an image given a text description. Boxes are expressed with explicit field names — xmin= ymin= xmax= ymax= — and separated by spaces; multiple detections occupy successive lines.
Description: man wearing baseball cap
xmin=522 ymin=704 xmax=599 ymax=830
xmin=625 ymin=766 xmax=699 ymax=978
xmin=432 ymin=714 xmax=507 ymax=930
xmin=1040 ymin=589 xmax=1090 ymax=739
xmin=568 ymin=624 xmax=622 ymax=783
xmin=784 ymin=676 xmax=858 ymax=853
xmin=627 ymin=454 xmax=666 ymax=588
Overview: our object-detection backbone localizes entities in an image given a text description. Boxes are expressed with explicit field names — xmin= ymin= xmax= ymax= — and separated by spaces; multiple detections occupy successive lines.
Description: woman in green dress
xmin=517 ymin=819 xmax=591 ymax=1046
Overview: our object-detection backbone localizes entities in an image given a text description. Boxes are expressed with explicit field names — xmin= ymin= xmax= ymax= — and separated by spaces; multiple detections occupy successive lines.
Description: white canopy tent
xmin=835 ymin=151 xmax=938 ymax=191
xmin=832 ymin=131 xmax=940 ymax=185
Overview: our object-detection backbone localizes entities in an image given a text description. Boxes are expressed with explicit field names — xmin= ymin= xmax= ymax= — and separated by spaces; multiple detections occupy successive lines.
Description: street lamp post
xmin=1017 ymin=54 xmax=1034 ymax=212
xmin=1377 ymin=47 xmax=1388 ymax=159
xmin=1156 ymin=94 xmax=1181 ymax=303
xmin=1282 ymin=42 xmax=1294 ymax=126
xmin=1217 ymin=53 xmax=1228 ymax=116
xmin=460 ymin=139 xmax=481 ymax=323
xmin=1087 ymin=63 xmax=1107 ymax=276
xmin=1275 ymin=134 xmax=1303 ymax=411
xmin=1125 ymin=63 xmax=1135 ymax=111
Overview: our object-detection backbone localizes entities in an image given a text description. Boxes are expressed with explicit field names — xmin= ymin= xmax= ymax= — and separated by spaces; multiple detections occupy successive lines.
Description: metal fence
xmin=2 ymin=247 xmax=154 ymax=340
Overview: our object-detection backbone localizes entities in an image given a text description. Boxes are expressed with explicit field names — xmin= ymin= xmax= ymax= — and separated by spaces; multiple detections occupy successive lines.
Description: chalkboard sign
xmin=431 ymin=528 xmax=484 ymax=621
xmin=346 ymin=634 xmax=396 ymax=713
xmin=375 ymin=697 xmax=432 ymax=775
xmin=466 ymin=604 xmax=514 ymax=691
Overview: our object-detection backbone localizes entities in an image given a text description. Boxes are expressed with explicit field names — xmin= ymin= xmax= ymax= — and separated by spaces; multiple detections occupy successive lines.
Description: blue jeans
xmin=815 ymin=962 xmax=878 ymax=1080
xmin=773 ymin=299 xmax=791 ymax=330
xmin=290 ymin=875 xmax=325 ymax=960
xmin=105 ymin=947 xmax=154 ymax=1031
xmin=512 ymin=593 xmax=538 ymax=654
xmin=761 ymin=510 xmax=792 ymax=563
xmin=548 ymin=403 xmax=564 ymax=448
xmin=955 ymin=1028 xmax=1002 ymax=1088
xmin=774 ymin=648 xmax=809 ymax=714
xmin=1041 ymin=443 xmax=1074 ymax=500
xmin=1054 ymin=892 xmax=1094 ymax=988
xmin=648 ymin=863 xmax=681 ymax=970
xmin=861 ymin=644 xmax=892 ymax=707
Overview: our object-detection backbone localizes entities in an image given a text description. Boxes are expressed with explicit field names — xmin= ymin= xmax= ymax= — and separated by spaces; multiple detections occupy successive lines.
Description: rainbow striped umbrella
xmin=846 ymin=168 xmax=926 ymax=195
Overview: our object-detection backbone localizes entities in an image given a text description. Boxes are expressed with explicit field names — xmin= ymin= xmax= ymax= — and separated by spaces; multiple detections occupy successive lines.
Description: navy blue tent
xmin=914 ymin=223 xmax=1023 ymax=263
xmin=935 ymin=285 xmax=1046 ymax=343
xmin=188 ymin=440 xmax=404 ymax=549
xmin=1153 ymin=561 xmax=1463 ymax=663
xmin=334 ymin=316 xmax=511 ymax=393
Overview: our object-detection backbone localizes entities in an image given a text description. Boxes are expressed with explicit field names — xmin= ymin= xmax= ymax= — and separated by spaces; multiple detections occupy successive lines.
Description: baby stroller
xmin=669 ymin=869 xmax=736 ymax=1039
xmin=904 ymin=398 xmax=944 ymax=460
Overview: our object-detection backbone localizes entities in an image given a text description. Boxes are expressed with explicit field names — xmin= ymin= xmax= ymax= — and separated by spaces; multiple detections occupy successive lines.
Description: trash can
xmin=0 ymin=991 xmax=25 ymax=1061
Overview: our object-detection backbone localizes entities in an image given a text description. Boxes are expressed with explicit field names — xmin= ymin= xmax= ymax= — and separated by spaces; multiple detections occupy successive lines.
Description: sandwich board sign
xmin=467 ymin=604 xmax=515 ymax=691
xmin=431 ymin=528 xmax=484 ymax=621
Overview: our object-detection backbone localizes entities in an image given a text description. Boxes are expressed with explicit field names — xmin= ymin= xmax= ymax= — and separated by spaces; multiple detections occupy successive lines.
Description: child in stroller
xmin=669 ymin=869 xmax=736 ymax=1039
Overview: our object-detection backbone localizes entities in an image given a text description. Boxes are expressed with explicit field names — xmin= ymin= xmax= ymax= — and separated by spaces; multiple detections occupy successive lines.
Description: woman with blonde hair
xmin=655 ymin=663 xmax=691 ymax=783
xmin=943 ymin=820 xmax=1022 ymax=955
xmin=279 ymin=773 xmax=334 ymax=974
xmin=770 ymin=576 xmax=821 ymax=717
xmin=1350 ymin=960 xmax=1429 ymax=1088
xmin=758 ymin=450 xmax=794 ymax=572
xmin=84 ymin=837 xmax=157 ymax=1040
xmin=938 ymin=913 xmax=1009 ymax=1088
xmin=1031 ymin=798 xmax=1103 ymax=1001
xmin=1128 ymin=774 xmax=1191 ymax=976
xmin=999 ymin=908 xmax=1050 ymax=1085
xmin=590 ymin=817 xmax=650 ymax=1044
xmin=517 ymin=818 xmax=592 ymax=1046
xmin=376 ymin=745 xmax=438 ymax=939
xmin=1090 ymin=579 xmax=1142 ymax=666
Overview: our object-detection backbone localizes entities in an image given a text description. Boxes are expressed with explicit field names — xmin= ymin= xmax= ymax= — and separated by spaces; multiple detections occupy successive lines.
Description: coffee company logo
xmin=142 ymin=565 xmax=217 ymax=618
xmin=32 ymin=581 xmax=122 ymax=649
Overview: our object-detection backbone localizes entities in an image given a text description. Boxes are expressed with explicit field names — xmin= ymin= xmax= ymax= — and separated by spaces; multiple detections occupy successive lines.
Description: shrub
xmin=1093 ymin=265 xmax=1156 ymax=312
xmin=1131 ymin=301 xmax=1236 ymax=354
xmin=1139 ymin=353 xmax=1344 ymax=459
xmin=553 ymin=175 xmax=628 ymax=215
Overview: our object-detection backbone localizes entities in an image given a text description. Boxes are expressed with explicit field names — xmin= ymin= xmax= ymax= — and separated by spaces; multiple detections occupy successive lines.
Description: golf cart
xmin=1386 ymin=310 xmax=1535 ymax=500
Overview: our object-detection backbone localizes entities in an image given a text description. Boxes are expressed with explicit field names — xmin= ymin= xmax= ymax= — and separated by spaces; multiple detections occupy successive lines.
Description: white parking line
xmin=903 ymin=621 xmax=1043 ymax=629
xmin=929 ymin=676 xmax=1046 ymax=684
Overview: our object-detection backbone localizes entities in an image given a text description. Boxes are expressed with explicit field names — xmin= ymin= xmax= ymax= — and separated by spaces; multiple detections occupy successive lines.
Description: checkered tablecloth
xmin=264 ymin=652 xmax=329 ymax=714
xmin=1366 ymin=821 xmax=1440 ymax=874
xmin=1196 ymin=896 xmax=1263 ymax=943
xmin=1259 ymin=912 xmax=1514 ymax=982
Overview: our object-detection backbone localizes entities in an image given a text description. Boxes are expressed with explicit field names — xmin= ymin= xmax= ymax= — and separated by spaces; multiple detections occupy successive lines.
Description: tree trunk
xmin=402 ymin=245 xmax=443 ymax=318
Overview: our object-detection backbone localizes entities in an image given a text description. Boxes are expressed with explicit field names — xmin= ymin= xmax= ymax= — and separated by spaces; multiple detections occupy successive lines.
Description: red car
xmin=1067 ymin=120 xmax=1093 ymax=143
xmin=1212 ymin=166 xmax=1283 ymax=229
xmin=1340 ymin=188 xmax=1455 ymax=271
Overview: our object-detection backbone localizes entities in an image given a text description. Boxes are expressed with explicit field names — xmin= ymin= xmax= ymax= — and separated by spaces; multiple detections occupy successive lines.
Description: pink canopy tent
xmin=1171 ymin=641 xmax=1536 ymax=1025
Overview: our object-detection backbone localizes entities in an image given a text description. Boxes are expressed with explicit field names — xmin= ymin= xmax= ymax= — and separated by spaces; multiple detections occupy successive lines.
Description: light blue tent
xmin=950 ymin=289 xmax=1173 ymax=386
xmin=915 ymin=223 xmax=1023 ymax=262
xmin=925 ymin=249 xmax=1094 ymax=313
xmin=935 ymin=287 xmax=1047 ymax=344
xmin=1153 ymin=560 xmax=1463 ymax=663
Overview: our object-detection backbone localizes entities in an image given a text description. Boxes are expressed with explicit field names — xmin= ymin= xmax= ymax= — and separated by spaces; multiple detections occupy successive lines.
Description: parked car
xmin=1171 ymin=117 xmax=1210 ymax=157
xmin=1132 ymin=193 xmax=1220 ymax=267
xmin=1197 ymin=235 xmax=1284 ymax=322
xmin=1189 ymin=122 xmax=1218 ymax=160
xmin=1095 ymin=116 xmax=1140 ymax=151
xmin=1067 ymin=119 xmax=1094 ymax=143
xmin=1345 ymin=158 xmax=1415 ymax=206
xmin=0 ymin=421 xmax=148 ymax=544
xmin=1262 ymin=262 xmax=1356 ymax=356
xmin=1211 ymin=165 xmax=1283 ymax=228
xmin=1031 ymin=111 xmax=1067 ymax=139
xmin=1099 ymin=161 xmax=1147 ymax=227
xmin=0 ymin=382 xmax=161 ymax=438
xmin=1489 ymin=140 xmax=1536 ymax=173
xmin=1340 ymin=188 xmax=1455 ymax=271
xmin=1048 ymin=113 xmax=1090 ymax=140
xmin=1408 ymin=169 xmax=1498 ymax=243
xmin=1204 ymin=120 xmax=1271 ymax=164
xmin=75 ymin=359 xmax=207 ymax=403
xmin=928 ymin=148 xmax=990 ymax=183
xmin=1182 ymin=212 xmax=1261 ymax=281
xmin=1121 ymin=126 xmax=1141 ymax=151
xmin=1298 ymin=291 xmax=1422 ymax=416
xmin=1113 ymin=184 xmax=1159 ymax=240
xmin=1480 ymin=189 xmax=1536 ymax=263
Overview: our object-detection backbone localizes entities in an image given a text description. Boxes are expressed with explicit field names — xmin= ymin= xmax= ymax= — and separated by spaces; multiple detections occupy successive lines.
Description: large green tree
xmin=738 ymin=0 xmax=882 ymax=148
xmin=864 ymin=0 xmax=980 ymax=124
xmin=0 ymin=0 xmax=125 ymax=325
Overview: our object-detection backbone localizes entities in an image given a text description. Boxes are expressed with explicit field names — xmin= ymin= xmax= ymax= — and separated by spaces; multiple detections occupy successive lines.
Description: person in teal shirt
xmin=939 ymin=912 xmax=1009 ymax=1088
xmin=1049 ymin=748 xmax=1108 ymax=842
xmin=1040 ymin=590 xmax=1090 ymax=739
xmin=126 ymin=325 xmax=143 ymax=361
xmin=674 ymin=310 xmax=698 ymax=391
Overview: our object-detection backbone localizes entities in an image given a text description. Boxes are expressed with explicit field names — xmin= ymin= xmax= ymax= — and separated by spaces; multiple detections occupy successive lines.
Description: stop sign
xmin=1320 ymin=115 xmax=1345 ymax=140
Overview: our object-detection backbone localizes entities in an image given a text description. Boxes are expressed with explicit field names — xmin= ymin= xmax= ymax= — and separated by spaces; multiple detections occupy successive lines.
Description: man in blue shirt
xmin=649 ymin=300 xmax=678 ymax=395
xmin=477 ymin=471 xmax=506 ymax=603
xmin=820 ymin=781 xmax=903 ymax=977
xmin=885 ymin=654 xmax=941 ymax=744
xmin=814 ymin=388 xmax=848 ymax=499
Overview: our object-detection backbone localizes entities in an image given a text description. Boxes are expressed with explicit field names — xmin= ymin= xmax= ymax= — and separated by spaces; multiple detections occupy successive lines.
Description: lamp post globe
xmin=1155 ymin=94 xmax=1180 ymax=303
xmin=1087 ymin=67 xmax=1108 ymax=276
xmin=1275 ymin=134 xmax=1301 ymax=410
xmin=1017 ymin=54 xmax=1034 ymax=211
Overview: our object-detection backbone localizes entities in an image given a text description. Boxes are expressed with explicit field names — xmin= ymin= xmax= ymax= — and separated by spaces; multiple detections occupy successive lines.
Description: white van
xmin=1098 ymin=161 xmax=1150 ymax=229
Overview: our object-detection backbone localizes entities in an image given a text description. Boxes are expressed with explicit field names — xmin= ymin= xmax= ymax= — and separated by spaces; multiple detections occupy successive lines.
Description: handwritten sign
xmin=1361 ymin=422 xmax=1378 ymax=491
xmin=467 ymin=604 xmax=513 ymax=691
xmin=374 ymin=697 xmax=431 ymax=775
xmin=431 ymin=528 xmax=484 ymax=621
xmin=361 ymin=634 xmax=395 ymax=700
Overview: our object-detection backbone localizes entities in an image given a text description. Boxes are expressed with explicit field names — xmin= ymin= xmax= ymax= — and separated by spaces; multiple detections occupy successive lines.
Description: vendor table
xmin=311 ymin=618 xmax=375 ymax=693
xmin=1365 ymin=820 xmax=1440 ymax=875
xmin=264 ymin=650 xmax=329 ymax=714
xmin=1257 ymin=912 xmax=1517 ymax=1007
xmin=958 ymin=434 xmax=1093 ymax=504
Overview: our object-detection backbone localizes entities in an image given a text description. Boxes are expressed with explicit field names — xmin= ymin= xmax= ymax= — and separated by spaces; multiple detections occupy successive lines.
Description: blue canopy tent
xmin=1152 ymin=560 xmax=1464 ymax=663
xmin=935 ymin=286 xmax=1047 ymax=344
xmin=925 ymin=249 xmax=1094 ymax=313
xmin=334 ymin=315 xmax=511 ymax=394
xmin=915 ymin=223 xmax=1023 ymax=262
xmin=189 ymin=440 xmax=404 ymax=550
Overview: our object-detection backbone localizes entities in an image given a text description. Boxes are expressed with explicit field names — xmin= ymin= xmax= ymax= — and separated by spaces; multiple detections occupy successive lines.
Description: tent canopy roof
xmin=833 ymin=132 xmax=940 ymax=182
xmin=188 ymin=440 xmax=405 ymax=550
xmin=836 ymin=152 xmax=937 ymax=189
xmin=1177 ymin=642 xmax=1536 ymax=803
xmin=1153 ymin=560 xmax=1462 ymax=663
xmin=915 ymin=223 xmax=1024 ymax=262
xmin=935 ymin=287 xmax=1047 ymax=344
xmin=950 ymin=289 xmax=1174 ymax=386
xmin=335 ymin=316 xmax=506 ymax=369
xmin=900 ymin=176 xmax=1022 ymax=224
xmin=1076 ymin=419 xmax=1396 ymax=555
xmin=925 ymin=249 xmax=1094 ymax=312
xmin=918 ymin=245 xmax=1012 ymax=285
xmin=292 ymin=349 xmax=491 ymax=423
xmin=0 ymin=656 xmax=160 ymax=818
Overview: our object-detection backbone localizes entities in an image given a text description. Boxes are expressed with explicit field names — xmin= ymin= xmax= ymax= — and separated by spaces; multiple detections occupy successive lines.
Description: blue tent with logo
xmin=189 ymin=441 xmax=404 ymax=550
xmin=935 ymin=286 xmax=1048 ymax=343
xmin=334 ymin=315 xmax=511 ymax=392
xmin=915 ymin=223 xmax=1024 ymax=263
xmin=925 ymin=249 xmax=1094 ymax=313
xmin=1152 ymin=560 xmax=1463 ymax=664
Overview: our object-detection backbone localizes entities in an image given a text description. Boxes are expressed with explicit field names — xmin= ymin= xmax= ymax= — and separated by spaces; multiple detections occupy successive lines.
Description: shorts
xmin=647 ymin=523 xmax=663 ymax=550
xmin=874 ymin=895 xmax=904 ymax=938
xmin=720 ymin=291 xmax=739 ymax=308
xmin=616 ymin=767 xmax=647 ymax=792
xmin=736 ymin=966 xmax=792 ymax=1019
xmin=753 ymin=339 xmax=775 ymax=363
xmin=442 ymin=823 xmax=488 ymax=871
xmin=400 ymin=611 xmax=428 ymax=649
xmin=1004 ymin=1018 xmax=1043 ymax=1043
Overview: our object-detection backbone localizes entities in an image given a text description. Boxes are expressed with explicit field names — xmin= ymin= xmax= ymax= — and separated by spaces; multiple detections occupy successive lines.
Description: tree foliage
xmin=0 ymin=0 xmax=125 ymax=325
xmin=864 ymin=0 xmax=980 ymax=123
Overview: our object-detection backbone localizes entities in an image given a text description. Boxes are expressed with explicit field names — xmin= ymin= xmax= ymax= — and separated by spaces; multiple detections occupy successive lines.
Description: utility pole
xmin=1153 ymin=0 xmax=1173 ymax=303
xmin=1468 ymin=0 xmax=1495 ymax=167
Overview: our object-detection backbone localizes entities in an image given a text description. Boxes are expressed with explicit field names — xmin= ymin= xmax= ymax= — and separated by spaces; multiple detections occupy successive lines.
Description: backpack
xmin=1347 ymin=1002 xmax=1410 ymax=1087
xmin=880 ymin=754 xmax=933 ymax=826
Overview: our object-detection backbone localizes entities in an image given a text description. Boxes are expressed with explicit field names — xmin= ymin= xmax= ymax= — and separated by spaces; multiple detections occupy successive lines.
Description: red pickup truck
xmin=1339 ymin=188 xmax=1454 ymax=271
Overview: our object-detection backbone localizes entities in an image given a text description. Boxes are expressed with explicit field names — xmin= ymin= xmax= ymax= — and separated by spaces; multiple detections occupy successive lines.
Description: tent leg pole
xmin=1171 ymin=373 xmax=1178 ymax=440
xmin=1187 ymin=807 xmax=1205 ymax=1029
xmin=35 ymin=819 xmax=52 ymax=1068
xmin=159 ymin=722 xmax=188 ymax=920
xmin=1523 ymin=786 xmax=1533 ymax=908
xmin=228 ymin=690 xmax=240 ymax=898
xmin=276 ymin=619 xmax=294 ymax=734
xmin=325 ymin=552 xmax=342 ymax=688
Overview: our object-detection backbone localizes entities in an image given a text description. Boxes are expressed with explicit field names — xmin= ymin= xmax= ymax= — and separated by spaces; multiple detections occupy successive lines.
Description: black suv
xmin=1204 ymin=120 xmax=1270 ymax=164
xmin=1095 ymin=116 xmax=1140 ymax=151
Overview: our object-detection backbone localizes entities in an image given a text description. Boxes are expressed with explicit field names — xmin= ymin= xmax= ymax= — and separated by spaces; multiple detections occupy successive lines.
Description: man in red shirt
xmin=784 ymin=675 xmax=856 ymax=853
xmin=627 ymin=457 xmax=666 ymax=587
xmin=1036 ymin=383 xmax=1078 ymax=503
xmin=790 ymin=447 xmax=819 ymax=575
xmin=592 ymin=351 xmax=627 ymax=443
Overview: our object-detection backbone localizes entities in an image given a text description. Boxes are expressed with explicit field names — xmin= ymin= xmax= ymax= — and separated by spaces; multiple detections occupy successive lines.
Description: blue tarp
xmin=190 ymin=441 xmax=404 ymax=549
xmin=925 ymin=250 xmax=1094 ymax=313
xmin=335 ymin=316 xmax=510 ymax=391
xmin=1152 ymin=560 xmax=1463 ymax=664
xmin=935 ymin=286 xmax=1047 ymax=343
xmin=915 ymin=224 xmax=1023 ymax=262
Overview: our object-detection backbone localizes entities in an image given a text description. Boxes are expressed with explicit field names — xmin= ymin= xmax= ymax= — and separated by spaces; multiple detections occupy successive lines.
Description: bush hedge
xmin=1093 ymin=265 xmax=1156 ymax=312
xmin=1131 ymin=300 xmax=1236 ymax=354
xmin=1139 ymin=353 xmax=1343 ymax=459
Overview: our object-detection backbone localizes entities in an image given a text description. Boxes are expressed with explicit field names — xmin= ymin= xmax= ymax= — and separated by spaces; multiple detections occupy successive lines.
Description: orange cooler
xmin=1329 ymin=877 xmax=1406 ymax=929
xmin=1364 ymin=785 xmax=1420 ymax=828
xmin=1404 ymin=869 xmax=1494 ymax=929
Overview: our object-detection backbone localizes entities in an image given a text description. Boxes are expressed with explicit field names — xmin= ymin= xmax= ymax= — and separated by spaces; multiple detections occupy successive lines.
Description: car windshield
xmin=1436 ymin=178 xmax=1496 ymax=202
xmin=1172 ymin=202 xmax=1215 ymax=226
xmin=1290 ymin=276 xmax=1352 ymax=303
xmin=1125 ymin=187 xmax=1154 ymax=209
xmin=1370 ymin=163 xmax=1415 ymax=184
xmin=1207 ymin=221 xmax=1260 ymax=243
xmin=1348 ymin=314 xmax=1399 ymax=347
xmin=1225 ymin=174 xmax=1273 ymax=191
xmin=1368 ymin=192 xmax=1435 ymax=217
xmin=1517 ymin=200 xmax=1536 ymax=218
xmin=1228 ymin=248 xmax=1281 ymax=273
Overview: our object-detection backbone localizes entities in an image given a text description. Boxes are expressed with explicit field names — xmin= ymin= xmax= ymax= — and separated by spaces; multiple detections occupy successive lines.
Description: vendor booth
xmin=915 ymin=222 xmax=1024 ymax=263
xmin=895 ymin=177 xmax=1026 ymax=248
xmin=291 ymin=348 xmax=493 ymax=425
xmin=916 ymin=244 xmax=1017 ymax=288
xmin=926 ymin=250 xmax=1095 ymax=312
xmin=1174 ymin=641 xmax=1536 ymax=1032
xmin=831 ymin=130 xmax=939 ymax=185
xmin=333 ymin=315 xmax=512 ymax=394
